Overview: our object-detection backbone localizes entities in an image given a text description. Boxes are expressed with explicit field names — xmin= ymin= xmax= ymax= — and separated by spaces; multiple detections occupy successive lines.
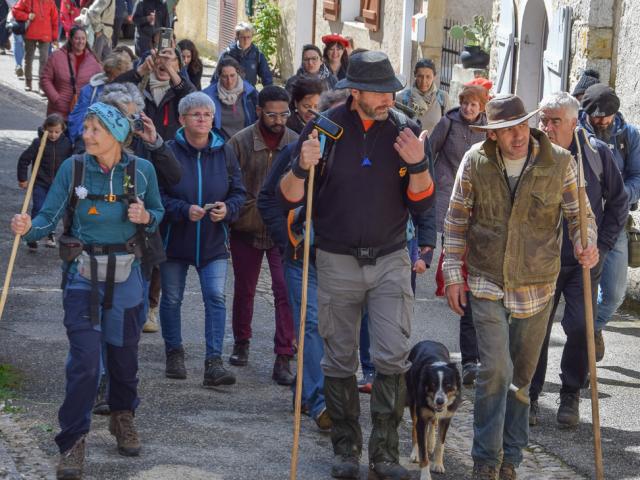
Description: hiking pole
xmin=575 ymin=127 xmax=604 ymax=480
xmin=0 ymin=130 xmax=49 ymax=322
xmin=290 ymin=141 xmax=319 ymax=480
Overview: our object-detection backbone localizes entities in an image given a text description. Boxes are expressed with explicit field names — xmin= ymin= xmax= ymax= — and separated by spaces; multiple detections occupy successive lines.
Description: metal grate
xmin=440 ymin=18 xmax=464 ymax=93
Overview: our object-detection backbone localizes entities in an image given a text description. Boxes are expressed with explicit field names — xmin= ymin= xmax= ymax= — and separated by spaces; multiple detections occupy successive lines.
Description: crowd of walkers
xmin=3 ymin=4 xmax=640 ymax=480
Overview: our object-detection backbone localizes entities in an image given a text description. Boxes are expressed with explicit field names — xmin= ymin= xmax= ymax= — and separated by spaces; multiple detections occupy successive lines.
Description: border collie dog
xmin=406 ymin=340 xmax=462 ymax=480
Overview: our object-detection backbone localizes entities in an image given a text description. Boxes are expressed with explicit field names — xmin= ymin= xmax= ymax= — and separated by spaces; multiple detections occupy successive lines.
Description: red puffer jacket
xmin=60 ymin=1 xmax=81 ymax=39
xmin=11 ymin=0 xmax=58 ymax=43
xmin=40 ymin=47 xmax=102 ymax=118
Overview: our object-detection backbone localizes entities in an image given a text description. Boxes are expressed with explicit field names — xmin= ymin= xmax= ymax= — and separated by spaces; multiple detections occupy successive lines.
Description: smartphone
xmin=203 ymin=203 xmax=216 ymax=212
xmin=158 ymin=27 xmax=173 ymax=50
xmin=309 ymin=111 xmax=343 ymax=140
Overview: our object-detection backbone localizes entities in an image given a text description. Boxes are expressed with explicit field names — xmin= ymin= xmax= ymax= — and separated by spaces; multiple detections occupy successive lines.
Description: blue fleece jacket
xmin=215 ymin=43 xmax=273 ymax=87
xmin=202 ymin=80 xmax=258 ymax=139
xmin=24 ymin=153 xmax=164 ymax=268
xmin=67 ymin=74 xmax=107 ymax=142
xmin=579 ymin=110 xmax=640 ymax=206
xmin=162 ymin=128 xmax=246 ymax=267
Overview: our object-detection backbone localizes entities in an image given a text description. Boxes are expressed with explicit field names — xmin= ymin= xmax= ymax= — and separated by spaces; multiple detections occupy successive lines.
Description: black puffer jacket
xmin=17 ymin=128 xmax=73 ymax=187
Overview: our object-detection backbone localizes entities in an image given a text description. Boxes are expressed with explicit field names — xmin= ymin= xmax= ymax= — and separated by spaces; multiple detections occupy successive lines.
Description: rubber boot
xmin=324 ymin=375 xmax=362 ymax=479
xmin=368 ymin=373 xmax=409 ymax=480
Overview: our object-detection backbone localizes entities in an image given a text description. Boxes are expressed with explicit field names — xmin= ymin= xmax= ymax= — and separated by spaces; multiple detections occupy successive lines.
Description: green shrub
xmin=252 ymin=0 xmax=282 ymax=71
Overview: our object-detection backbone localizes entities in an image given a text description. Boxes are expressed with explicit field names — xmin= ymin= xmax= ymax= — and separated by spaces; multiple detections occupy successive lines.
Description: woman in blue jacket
xmin=160 ymin=92 xmax=246 ymax=387
xmin=11 ymin=102 xmax=165 ymax=478
xmin=203 ymin=57 xmax=258 ymax=140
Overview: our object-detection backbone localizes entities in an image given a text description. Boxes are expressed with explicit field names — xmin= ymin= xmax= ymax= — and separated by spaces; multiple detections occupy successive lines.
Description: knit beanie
xmin=572 ymin=69 xmax=600 ymax=97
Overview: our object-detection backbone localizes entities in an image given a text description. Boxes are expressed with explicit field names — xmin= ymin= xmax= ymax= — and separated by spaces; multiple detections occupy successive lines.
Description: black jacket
xmin=277 ymin=96 xmax=435 ymax=250
xmin=114 ymin=68 xmax=196 ymax=141
xmin=132 ymin=0 xmax=170 ymax=57
xmin=130 ymin=135 xmax=182 ymax=189
xmin=17 ymin=128 xmax=73 ymax=187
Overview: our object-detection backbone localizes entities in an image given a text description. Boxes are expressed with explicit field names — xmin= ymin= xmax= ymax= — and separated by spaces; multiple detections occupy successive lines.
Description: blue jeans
xmin=160 ymin=259 xmax=228 ymax=359
xmin=597 ymin=230 xmax=628 ymax=330
xmin=470 ymin=295 xmax=551 ymax=467
xmin=14 ymin=34 xmax=24 ymax=66
xmin=284 ymin=258 xmax=325 ymax=418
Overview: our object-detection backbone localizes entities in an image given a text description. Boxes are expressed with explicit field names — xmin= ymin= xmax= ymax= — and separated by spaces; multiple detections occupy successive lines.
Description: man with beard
xmin=530 ymin=92 xmax=627 ymax=427
xmin=227 ymin=86 xmax=298 ymax=386
xmin=579 ymin=84 xmax=640 ymax=360
xmin=278 ymin=51 xmax=434 ymax=480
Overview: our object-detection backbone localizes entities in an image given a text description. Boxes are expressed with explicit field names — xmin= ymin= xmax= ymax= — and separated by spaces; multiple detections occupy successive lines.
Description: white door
xmin=542 ymin=6 xmax=572 ymax=97
xmin=495 ymin=0 xmax=516 ymax=94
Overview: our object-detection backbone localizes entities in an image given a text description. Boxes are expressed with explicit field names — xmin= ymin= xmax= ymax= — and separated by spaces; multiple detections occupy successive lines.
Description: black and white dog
xmin=406 ymin=340 xmax=462 ymax=480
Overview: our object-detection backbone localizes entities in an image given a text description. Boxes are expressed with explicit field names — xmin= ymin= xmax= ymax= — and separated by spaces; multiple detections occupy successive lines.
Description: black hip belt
xmin=317 ymin=238 xmax=406 ymax=266
xmin=83 ymin=243 xmax=132 ymax=255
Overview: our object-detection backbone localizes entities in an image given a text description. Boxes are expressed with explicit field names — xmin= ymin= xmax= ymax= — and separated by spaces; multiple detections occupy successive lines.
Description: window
xmin=323 ymin=0 xmax=340 ymax=21
xmin=323 ymin=0 xmax=381 ymax=31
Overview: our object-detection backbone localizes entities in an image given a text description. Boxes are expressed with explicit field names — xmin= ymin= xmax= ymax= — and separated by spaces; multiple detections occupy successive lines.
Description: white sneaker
xmin=143 ymin=306 xmax=159 ymax=333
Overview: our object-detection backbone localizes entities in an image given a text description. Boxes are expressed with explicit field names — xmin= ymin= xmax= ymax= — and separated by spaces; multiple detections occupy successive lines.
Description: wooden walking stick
xmin=289 ymin=160 xmax=316 ymax=480
xmin=0 ymin=130 xmax=49 ymax=322
xmin=575 ymin=127 xmax=605 ymax=479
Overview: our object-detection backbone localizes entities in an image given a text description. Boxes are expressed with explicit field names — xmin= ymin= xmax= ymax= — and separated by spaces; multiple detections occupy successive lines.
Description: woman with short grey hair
xmin=160 ymin=91 xmax=246 ymax=386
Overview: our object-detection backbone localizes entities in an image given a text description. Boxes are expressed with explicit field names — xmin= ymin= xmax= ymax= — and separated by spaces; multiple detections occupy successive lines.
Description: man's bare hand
xmin=445 ymin=283 xmax=467 ymax=316
xmin=394 ymin=128 xmax=424 ymax=165
xmin=575 ymin=243 xmax=599 ymax=269
xmin=299 ymin=129 xmax=321 ymax=171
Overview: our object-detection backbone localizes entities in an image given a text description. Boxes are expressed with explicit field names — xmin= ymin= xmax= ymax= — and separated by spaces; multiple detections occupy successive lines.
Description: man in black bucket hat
xmin=278 ymin=50 xmax=435 ymax=479
xmin=443 ymin=93 xmax=599 ymax=480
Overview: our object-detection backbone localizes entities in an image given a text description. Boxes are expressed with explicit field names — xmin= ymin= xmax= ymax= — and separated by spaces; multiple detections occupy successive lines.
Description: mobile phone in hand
xmin=203 ymin=203 xmax=216 ymax=212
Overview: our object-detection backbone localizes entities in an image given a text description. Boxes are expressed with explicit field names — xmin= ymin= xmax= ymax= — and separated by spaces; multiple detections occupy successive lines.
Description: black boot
xmin=165 ymin=347 xmax=187 ymax=379
xmin=557 ymin=391 xmax=580 ymax=427
xmin=229 ymin=341 xmax=249 ymax=366
xmin=272 ymin=354 xmax=295 ymax=385
xmin=368 ymin=373 xmax=409 ymax=480
xmin=324 ymin=375 xmax=362 ymax=479
xmin=92 ymin=375 xmax=110 ymax=415
xmin=203 ymin=357 xmax=236 ymax=387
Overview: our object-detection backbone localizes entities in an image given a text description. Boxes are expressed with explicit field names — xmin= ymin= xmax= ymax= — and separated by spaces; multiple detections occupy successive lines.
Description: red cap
xmin=465 ymin=77 xmax=493 ymax=91
xmin=321 ymin=34 xmax=349 ymax=48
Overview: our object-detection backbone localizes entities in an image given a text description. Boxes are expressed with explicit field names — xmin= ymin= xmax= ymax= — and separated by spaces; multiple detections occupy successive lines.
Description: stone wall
xmin=445 ymin=0 xmax=493 ymax=23
xmin=613 ymin=0 xmax=640 ymax=125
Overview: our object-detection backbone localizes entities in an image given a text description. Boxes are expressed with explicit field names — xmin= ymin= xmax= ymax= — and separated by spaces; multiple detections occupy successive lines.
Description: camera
xmin=130 ymin=113 xmax=144 ymax=132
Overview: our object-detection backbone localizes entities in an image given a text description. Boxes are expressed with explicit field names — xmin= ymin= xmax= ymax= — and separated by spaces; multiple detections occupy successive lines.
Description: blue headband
xmin=87 ymin=102 xmax=131 ymax=143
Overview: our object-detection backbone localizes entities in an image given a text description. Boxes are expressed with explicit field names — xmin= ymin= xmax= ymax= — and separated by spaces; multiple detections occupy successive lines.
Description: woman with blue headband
xmin=11 ymin=101 xmax=165 ymax=479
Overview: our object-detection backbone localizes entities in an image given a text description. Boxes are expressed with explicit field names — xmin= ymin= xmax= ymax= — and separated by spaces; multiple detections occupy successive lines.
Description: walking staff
xmin=0 ymin=130 xmax=48 ymax=322
xmin=575 ymin=126 xmax=604 ymax=480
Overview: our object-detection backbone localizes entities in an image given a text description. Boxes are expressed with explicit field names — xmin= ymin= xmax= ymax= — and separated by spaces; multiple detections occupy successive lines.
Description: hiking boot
xmin=472 ymin=463 xmax=498 ymax=480
xmin=142 ymin=306 xmax=159 ymax=333
xmin=109 ymin=410 xmax=141 ymax=456
xmin=315 ymin=407 xmax=333 ymax=431
xmin=45 ymin=233 xmax=57 ymax=248
xmin=27 ymin=241 xmax=37 ymax=251
xmin=499 ymin=462 xmax=517 ymax=480
xmin=358 ymin=371 xmax=375 ymax=394
xmin=165 ymin=347 xmax=186 ymax=379
xmin=203 ymin=357 xmax=236 ymax=387
xmin=56 ymin=436 xmax=85 ymax=480
xmin=368 ymin=461 xmax=409 ymax=479
xmin=229 ymin=342 xmax=249 ymax=366
xmin=557 ymin=392 xmax=580 ymax=427
xmin=272 ymin=354 xmax=295 ymax=385
xmin=15 ymin=65 xmax=24 ymax=78
xmin=331 ymin=455 xmax=360 ymax=479
xmin=594 ymin=330 xmax=605 ymax=362
xmin=92 ymin=375 xmax=110 ymax=416
xmin=528 ymin=399 xmax=539 ymax=427
xmin=462 ymin=362 xmax=479 ymax=386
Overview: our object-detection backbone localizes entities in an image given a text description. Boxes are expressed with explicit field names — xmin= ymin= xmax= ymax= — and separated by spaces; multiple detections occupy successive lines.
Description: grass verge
xmin=0 ymin=364 xmax=22 ymax=413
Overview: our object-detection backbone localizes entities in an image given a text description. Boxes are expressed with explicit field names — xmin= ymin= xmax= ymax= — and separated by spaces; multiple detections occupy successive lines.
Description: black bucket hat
xmin=335 ymin=51 xmax=405 ymax=93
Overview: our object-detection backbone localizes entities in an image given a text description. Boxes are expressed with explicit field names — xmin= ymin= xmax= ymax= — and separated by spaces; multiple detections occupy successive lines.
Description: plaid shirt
xmin=443 ymin=136 xmax=598 ymax=318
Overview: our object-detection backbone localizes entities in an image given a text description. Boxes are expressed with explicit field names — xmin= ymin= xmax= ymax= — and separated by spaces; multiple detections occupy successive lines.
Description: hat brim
xmin=335 ymin=74 xmax=406 ymax=93
xmin=471 ymin=109 xmax=540 ymax=130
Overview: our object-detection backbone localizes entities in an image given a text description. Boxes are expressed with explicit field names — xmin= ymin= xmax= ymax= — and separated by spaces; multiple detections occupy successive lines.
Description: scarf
xmin=410 ymin=82 xmax=439 ymax=118
xmin=148 ymin=73 xmax=171 ymax=107
xmin=217 ymin=78 xmax=244 ymax=106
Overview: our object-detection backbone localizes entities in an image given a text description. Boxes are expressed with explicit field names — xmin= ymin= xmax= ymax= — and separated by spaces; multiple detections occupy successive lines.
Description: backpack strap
xmin=388 ymin=108 xmax=409 ymax=133
xmin=584 ymin=135 xmax=603 ymax=183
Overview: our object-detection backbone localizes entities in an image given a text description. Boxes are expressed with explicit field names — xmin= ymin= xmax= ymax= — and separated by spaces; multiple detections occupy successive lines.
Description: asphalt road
xmin=0 ymin=66 xmax=638 ymax=480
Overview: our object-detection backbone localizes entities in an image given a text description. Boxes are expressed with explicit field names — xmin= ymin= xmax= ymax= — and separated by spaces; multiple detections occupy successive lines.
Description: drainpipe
xmin=400 ymin=0 xmax=413 ymax=83
xmin=312 ymin=0 xmax=317 ymax=45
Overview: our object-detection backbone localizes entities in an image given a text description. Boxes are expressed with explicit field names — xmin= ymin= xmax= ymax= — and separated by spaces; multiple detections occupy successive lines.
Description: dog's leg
xmin=410 ymin=406 xmax=419 ymax=463
xmin=431 ymin=417 xmax=452 ymax=474
xmin=427 ymin=418 xmax=437 ymax=455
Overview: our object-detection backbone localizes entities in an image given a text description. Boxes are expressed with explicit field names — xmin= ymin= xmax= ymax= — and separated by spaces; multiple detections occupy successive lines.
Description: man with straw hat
xmin=278 ymin=50 xmax=434 ymax=480
xmin=442 ymin=93 xmax=599 ymax=480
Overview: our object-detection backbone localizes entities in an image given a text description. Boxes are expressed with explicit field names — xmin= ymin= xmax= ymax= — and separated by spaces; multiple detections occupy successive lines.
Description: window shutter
xmin=219 ymin=0 xmax=238 ymax=52
xmin=323 ymin=0 xmax=340 ymax=21
xmin=362 ymin=0 xmax=380 ymax=32
xmin=494 ymin=0 xmax=516 ymax=94
xmin=542 ymin=7 xmax=573 ymax=98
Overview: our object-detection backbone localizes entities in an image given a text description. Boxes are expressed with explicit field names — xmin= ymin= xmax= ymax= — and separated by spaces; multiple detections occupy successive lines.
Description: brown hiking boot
xmin=109 ymin=410 xmax=141 ymax=456
xmin=229 ymin=342 xmax=249 ymax=366
xmin=594 ymin=330 xmax=605 ymax=362
xmin=473 ymin=463 xmax=498 ymax=480
xmin=557 ymin=392 xmax=580 ymax=427
xmin=56 ymin=436 xmax=85 ymax=480
xmin=272 ymin=354 xmax=295 ymax=385
xmin=499 ymin=462 xmax=517 ymax=480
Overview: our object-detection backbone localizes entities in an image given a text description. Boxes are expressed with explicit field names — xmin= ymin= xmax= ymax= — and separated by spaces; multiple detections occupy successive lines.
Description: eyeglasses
xmin=303 ymin=56 xmax=320 ymax=63
xmin=263 ymin=110 xmax=291 ymax=119
xmin=184 ymin=112 xmax=213 ymax=120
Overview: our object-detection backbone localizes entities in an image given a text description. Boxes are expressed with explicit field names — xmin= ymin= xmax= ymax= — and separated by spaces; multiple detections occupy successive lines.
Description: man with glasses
xmin=285 ymin=44 xmax=337 ymax=93
xmin=227 ymin=85 xmax=298 ymax=386
xmin=216 ymin=21 xmax=273 ymax=87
